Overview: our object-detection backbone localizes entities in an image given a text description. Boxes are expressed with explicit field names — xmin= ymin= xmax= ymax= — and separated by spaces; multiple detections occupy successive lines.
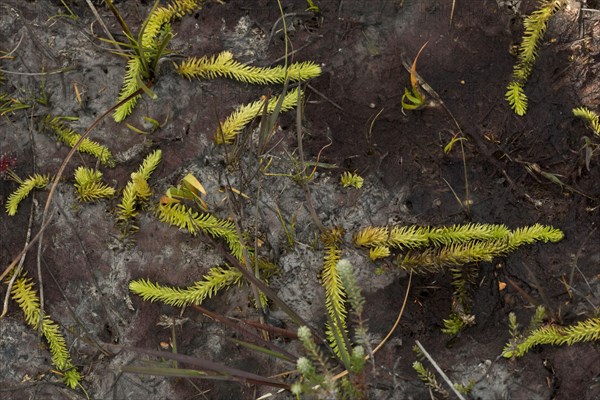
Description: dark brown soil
xmin=1 ymin=1 xmax=599 ymax=399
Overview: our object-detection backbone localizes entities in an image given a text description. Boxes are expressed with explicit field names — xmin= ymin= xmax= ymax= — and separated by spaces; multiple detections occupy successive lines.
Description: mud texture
xmin=1 ymin=1 xmax=599 ymax=399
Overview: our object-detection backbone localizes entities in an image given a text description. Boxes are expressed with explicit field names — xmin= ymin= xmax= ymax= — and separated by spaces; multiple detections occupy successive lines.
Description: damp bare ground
xmin=1 ymin=1 xmax=599 ymax=399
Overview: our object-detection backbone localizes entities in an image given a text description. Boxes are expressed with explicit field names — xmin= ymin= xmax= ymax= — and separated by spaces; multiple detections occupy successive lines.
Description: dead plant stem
xmin=224 ymin=187 xmax=268 ymax=334
xmin=43 ymin=258 xmax=112 ymax=356
xmin=253 ymin=184 xmax=263 ymax=281
xmin=505 ymin=277 xmax=540 ymax=308
xmin=1 ymin=112 xmax=38 ymax=318
xmin=83 ymin=0 xmax=122 ymax=52
xmin=0 ymin=212 xmax=55 ymax=282
xmin=33 ymin=87 xmax=145 ymax=337
xmin=458 ymin=138 xmax=471 ymax=215
xmin=568 ymin=228 xmax=596 ymax=292
xmin=296 ymin=84 xmax=326 ymax=233
xmin=103 ymin=0 xmax=136 ymax=45
xmin=522 ymin=262 xmax=556 ymax=320
xmin=415 ymin=340 xmax=467 ymax=400
xmin=1 ymin=201 xmax=34 ymax=318
xmin=271 ymin=42 xmax=316 ymax=65
xmin=1 ymin=33 xmax=24 ymax=58
xmin=307 ymin=83 xmax=344 ymax=112
xmin=36 ymin=210 xmax=44 ymax=337
xmin=275 ymin=0 xmax=289 ymax=69
xmin=401 ymin=54 xmax=471 ymax=216
xmin=206 ymin=235 xmax=324 ymax=343
xmin=192 ymin=305 xmax=297 ymax=361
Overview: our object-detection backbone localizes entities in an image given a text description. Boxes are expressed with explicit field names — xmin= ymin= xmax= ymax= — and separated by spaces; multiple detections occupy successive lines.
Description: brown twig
xmin=1 ymin=87 xmax=144 ymax=282
xmin=191 ymin=305 xmax=297 ymax=362
xmin=206 ymin=234 xmax=325 ymax=344
xmin=307 ymin=83 xmax=344 ymax=112
xmin=238 ymin=318 xmax=299 ymax=340
xmin=1 ymin=200 xmax=35 ymax=318
xmin=505 ymin=276 xmax=540 ymax=308
xmin=1 ymin=111 xmax=39 ymax=318
xmin=33 ymin=87 xmax=145 ymax=333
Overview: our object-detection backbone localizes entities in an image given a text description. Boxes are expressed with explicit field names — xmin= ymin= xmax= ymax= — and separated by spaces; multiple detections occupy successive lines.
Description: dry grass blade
xmin=191 ymin=304 xmax=297 ymax=362
xmin=410 ymin=42 xmax=429 ymax=93
xmin=415 ymin=340 xmax=467 ymax=400
xmin=207 ymin=235 xmax=324 ymax=343
xmin=401 ymin=42 xmax=429 ymax=111
xmin=127 ymin=346 xmax=290 ymax=388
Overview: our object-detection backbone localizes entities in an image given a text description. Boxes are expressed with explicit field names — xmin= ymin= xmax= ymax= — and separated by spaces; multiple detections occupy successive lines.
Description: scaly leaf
xmin=216 ymin=87 xmax=302 ymax=144
xmin=74 ymin=167 xmax=115 ymax=202
xmin=6 ymin=174 xmax=49 ymax=216
xmin=10 ymin=275 xmax=80 ymax=388
xmin=176 ymin=51 xmax=321 ymax=84
xmin=573 ymin=106 xmax=600 ymax=136
xmin=506 ymin=81 xmax=528 ymax=116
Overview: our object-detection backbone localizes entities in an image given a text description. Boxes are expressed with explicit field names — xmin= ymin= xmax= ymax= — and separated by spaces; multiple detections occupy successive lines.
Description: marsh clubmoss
xmin=503 ymin=306 xmax=600 ymax=358
xmin=74 ymin=166 xmax=115 ymax=202
xmin=356 ymin=223 xmax=562 ymax=335
xmin=116 ymin=149 xmax=162 ymax=228
xmin=130 ymin=173 xmax=278 ymax=309
xmin=43 ymin=115 xmax=114 ymax=167
xmin=134 ymin=182 xmax=368 ymax=399
xmin=369 ymin=245 xmax=391 ymax=261
xmin=5 ymin=173 xmax=49 ymax=216
xmin=354 ymin=223 xmax=563 ymax=272
xmin=129 ymin=267 xmax=243 ymax=307
xmin=176 ymin=51 xmax=321 ymax=84
xmin=340 ymin=171 xmax=364 ymax=189
xmin=337 ymin=260 xmax=371 ymax=362
xmin=443 ymin=265 xmax=477 ymax=335
xmin=10 ymin=275 xmax=81 ymax=389
xmin=441 ymin=313 xmax=469 ymax=336
xmin=295 ymin=325 xmax=366 ymax=397
xmin=113 ymin=57 xmax=146 ymax=123
xmin=216 ymin=87 xmax=302 ymax=144
xmin=295 ymin=327 xmax=336 ymax=395
xmin=412 ymin=360 xmax=449 ymax=398
xmin=134 ymin=183 xmax=373 ymax=396
xmin=505 ymin=0 xmax=565 ymax=116
xmin=320 ymin=228 xmax=348 ymax=357
xmin=129 ymin=261 xmax=278 ymax=308
xmin=355 ymin=223 xmax=513 ymax=253
xmin=156 ymin=186 xmax=272 ymax=263
xmin=573 ymin=106 xmax=600 ymax=136
xmin=113 ymin=0 xmax=200 ymax=122
xmin=141 ymin=0 xmax=198 ymax=50
xmin=110 ymin=0 xmax=321 ymax=130
xmin=155 ymin=202 xmax=245 ymax=259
